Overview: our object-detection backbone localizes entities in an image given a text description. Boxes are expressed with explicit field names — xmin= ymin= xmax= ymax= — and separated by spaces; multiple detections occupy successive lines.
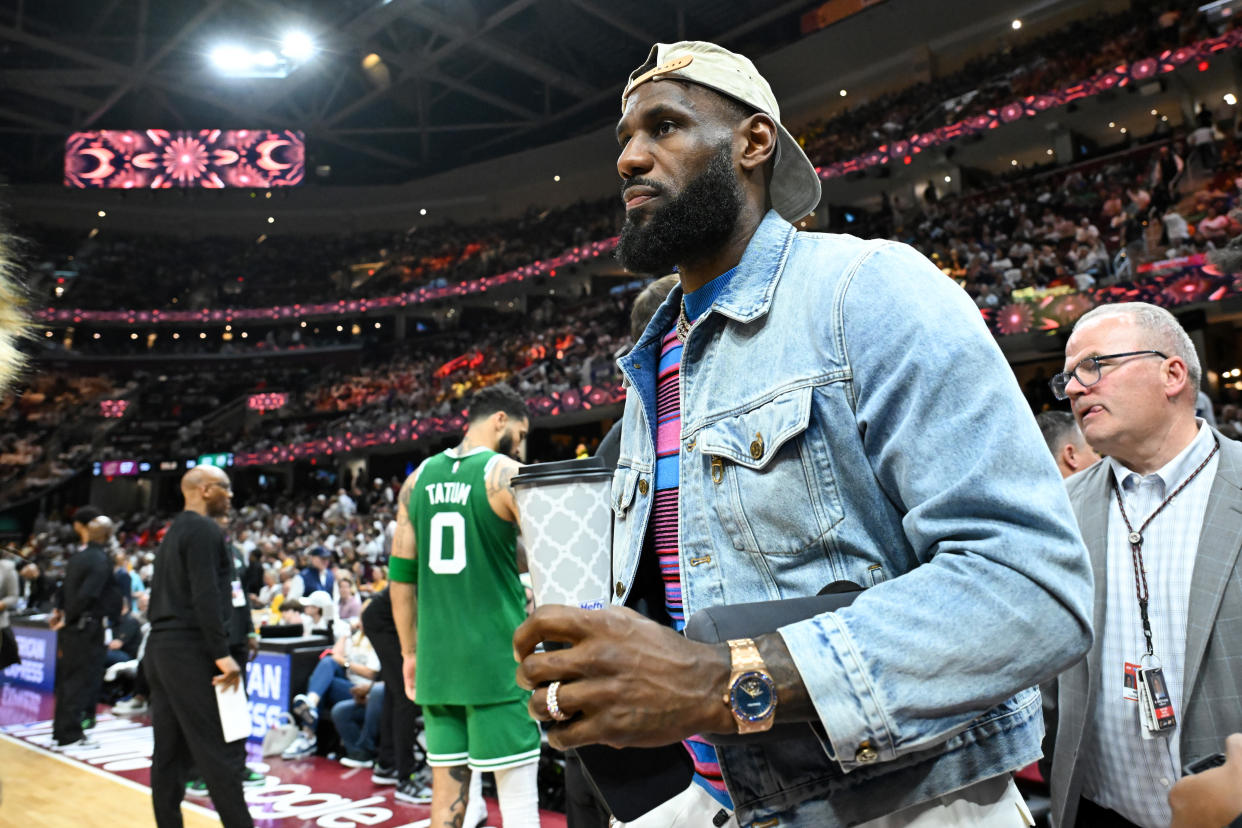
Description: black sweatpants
xmin=52 ymin=619 xmax=105 ymax=745
xmin=366 ymin=623 xmax=420 ymax=779
xmin=565 ymin=753 xmax=611 ymax=828
xmin=146 ymin=637 xmax=253 ymax=828
xmin=188 ymin=644 xmax=250 ymax=784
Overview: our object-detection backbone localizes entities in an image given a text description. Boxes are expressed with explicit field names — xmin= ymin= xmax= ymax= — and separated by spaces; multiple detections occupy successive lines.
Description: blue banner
xmin=246 ymin=650 xmax=291 ymax=742
xmin=1 ymin=626 xmax=57 ymax=692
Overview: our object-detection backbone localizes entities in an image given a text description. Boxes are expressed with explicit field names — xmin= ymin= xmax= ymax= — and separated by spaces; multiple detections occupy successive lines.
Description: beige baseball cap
xmin=622 ymin=41 xmax=822 ymax=223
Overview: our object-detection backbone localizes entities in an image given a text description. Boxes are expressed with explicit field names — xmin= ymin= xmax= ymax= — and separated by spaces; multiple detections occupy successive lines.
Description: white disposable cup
xmin=511 ymin=458 xmax=613 ymax=610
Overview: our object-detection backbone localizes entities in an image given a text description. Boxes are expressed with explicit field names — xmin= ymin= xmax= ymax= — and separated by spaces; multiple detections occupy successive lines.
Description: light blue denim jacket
xmin=610 ymin=211 xmax=1093 ymax=827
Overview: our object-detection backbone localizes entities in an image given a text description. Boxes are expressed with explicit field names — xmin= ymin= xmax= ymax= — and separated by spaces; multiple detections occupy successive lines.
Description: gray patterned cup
xmin=511 ymin=457 xmax=613 ymax=610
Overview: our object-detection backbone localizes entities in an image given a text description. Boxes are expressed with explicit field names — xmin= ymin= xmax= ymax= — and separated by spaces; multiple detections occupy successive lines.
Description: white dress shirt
xmin=1082 ymin=422 xmax=1219 ymax=828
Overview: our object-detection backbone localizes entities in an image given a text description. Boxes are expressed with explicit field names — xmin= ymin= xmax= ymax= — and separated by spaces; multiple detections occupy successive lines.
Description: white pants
xmin=861 ymin=775 xmax=1034 ymax=828
xmin=614 ymin=774 xmax=1033 ymax=828
xmin=612 ymin=782 xmax=735 ymax=828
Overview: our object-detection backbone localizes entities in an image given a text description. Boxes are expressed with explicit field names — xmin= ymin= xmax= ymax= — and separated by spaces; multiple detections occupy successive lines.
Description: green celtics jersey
xmin=410 ymin=446 xmax=526 ymax=705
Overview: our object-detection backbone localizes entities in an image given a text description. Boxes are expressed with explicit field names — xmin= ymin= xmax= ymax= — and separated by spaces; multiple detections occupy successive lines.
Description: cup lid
xmin=510 ymin=456 xmax=614 ymax=486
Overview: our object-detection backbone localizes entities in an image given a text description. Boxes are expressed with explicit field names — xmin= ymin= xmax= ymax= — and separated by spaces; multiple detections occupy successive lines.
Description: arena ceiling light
xmin=210 ymin=44 xmax=253 ymax=73
xmin=281 ymin=32 xmax=316 ymax=62
xmin=209 ymin=35 xmax=315 ymax=79
xmin=1011 ymin=19 xmax=1022 ymax=30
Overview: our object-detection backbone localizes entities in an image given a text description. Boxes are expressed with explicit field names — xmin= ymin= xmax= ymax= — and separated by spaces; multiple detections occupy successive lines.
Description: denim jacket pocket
xmin=697 ymin=385 xmax=844 ymax=556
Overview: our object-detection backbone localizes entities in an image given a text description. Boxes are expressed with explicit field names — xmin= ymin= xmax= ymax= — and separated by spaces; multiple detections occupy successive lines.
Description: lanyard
xmin=1110 ymin=440 xmax=1218 ymax=656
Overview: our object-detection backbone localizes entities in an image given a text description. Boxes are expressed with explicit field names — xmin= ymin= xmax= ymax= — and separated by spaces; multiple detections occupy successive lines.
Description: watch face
xmin=730 ymin=671 xmax=776 ymax=721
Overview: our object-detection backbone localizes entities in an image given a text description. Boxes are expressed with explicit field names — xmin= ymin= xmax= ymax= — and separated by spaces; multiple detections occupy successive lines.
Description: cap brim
xmin=771 ymin=124 xmax=822 ymax=223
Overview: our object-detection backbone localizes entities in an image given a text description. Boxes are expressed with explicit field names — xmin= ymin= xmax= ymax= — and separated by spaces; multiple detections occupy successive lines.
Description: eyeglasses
xmin=1050 ymin=350 xmax=1167 ymax=400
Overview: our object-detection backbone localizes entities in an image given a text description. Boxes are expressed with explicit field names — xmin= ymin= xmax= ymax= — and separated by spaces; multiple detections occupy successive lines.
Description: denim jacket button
xmin=749 ymin=433 xmax=764 ymax=460
xmin=855 ymin=744 xmax=879 ymax=764
xmin=615 ymin=581 xmax=625 ymax=598
xmin=638 ymin=479 xmax=649 ymax=495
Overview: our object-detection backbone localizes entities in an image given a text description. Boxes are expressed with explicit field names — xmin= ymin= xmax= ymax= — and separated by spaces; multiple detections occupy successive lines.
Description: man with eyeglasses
xmin=1047 ymin=301 xmax=1242 ymax=828
xmin=146 ymin=465 xmax=253 ymax=828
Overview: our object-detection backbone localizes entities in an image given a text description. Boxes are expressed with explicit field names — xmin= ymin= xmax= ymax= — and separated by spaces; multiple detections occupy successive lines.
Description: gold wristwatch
xmin=724 ymin=638 xmax=778 ymax=734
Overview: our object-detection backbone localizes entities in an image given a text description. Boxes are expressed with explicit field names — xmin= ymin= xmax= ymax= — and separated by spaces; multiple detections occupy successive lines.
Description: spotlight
xmin=280 ymin=31 xmax=315 ymax=62
xmin=253 ymin=50 xmax=279 ymax=68
xmin=97 ymin=210 xmax=106 ymax=218
xmin=1226 ymin=93 xmax=1238 ymax=106
xmin=839 ymin=89 xmax=848 ymax=97
xmin=1011 ymin=19 xmax=1022 ymax=30
xmin=419 ymin=208 xmax=427 ymax=216
xmin=267 ymin=217 xmax=275 ymax=224
xmin=944 ymin=175 xmax=952 ymax=183
xmin=210 ymin=44 xmax=250 ymax=72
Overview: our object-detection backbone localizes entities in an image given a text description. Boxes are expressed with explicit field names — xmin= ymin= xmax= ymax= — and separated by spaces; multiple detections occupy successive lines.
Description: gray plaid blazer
xmin=1050 ymin=429 xmax=1242 ymax=828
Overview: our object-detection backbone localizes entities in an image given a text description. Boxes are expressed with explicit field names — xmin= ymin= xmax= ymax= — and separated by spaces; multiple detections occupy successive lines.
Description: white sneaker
xmin=281 ymin=732 xmax=317 ymax=760
xmin=112 ymin=697 xmax=149 ymax=715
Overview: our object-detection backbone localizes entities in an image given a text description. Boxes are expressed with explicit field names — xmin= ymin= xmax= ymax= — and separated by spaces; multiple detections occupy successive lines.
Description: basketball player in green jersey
xmin=390 ymin=385 xmax=542 ymax=828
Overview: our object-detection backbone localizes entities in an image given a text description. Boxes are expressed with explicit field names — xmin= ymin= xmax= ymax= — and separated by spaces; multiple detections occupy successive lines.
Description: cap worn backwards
xmin=621 ymin=41 xmax=822 ymax=223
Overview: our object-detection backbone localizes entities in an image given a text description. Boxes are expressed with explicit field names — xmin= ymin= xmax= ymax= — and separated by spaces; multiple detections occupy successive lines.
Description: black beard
xmin=615 ymin=142 xmax=743 ymax=275
xmin=497 ymin=430 xmax=515 ymax=459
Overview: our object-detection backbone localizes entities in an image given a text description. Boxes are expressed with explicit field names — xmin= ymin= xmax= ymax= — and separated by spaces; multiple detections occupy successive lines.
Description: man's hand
xmin=402 ymin=653 xmax=417 ymax=702
xmin=513 ymin=605 xmax=733 ymax=750
xmin=351 ymin=683 xmax=370 ymax=703
xmin=48 ymin=609 xmax=64 ymax=631
xmin=1170 ymin=734 xmax=1242 ymax=828
xmin=212 ymin=655 xmax=243 ymax=692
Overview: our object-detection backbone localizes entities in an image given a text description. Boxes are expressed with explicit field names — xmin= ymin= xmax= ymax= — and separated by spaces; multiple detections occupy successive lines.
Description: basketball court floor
xmin=0 ymin=686 xmax=568 ymax=827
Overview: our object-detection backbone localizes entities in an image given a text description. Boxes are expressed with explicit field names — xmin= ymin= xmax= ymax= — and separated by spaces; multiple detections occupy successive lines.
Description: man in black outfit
xmin=49 ymin=510 xmax=111 ymax=749
xmin=146 ymin=465 xmax=253 ymax=828
xmin=361 ymin=587 xmax=424 ymax=795
xmin=185 ymin=514 xmax=264 ymax=797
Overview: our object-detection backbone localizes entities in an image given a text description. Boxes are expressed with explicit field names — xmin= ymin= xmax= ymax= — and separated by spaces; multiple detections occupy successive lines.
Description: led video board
xmin=65 ymin=129 xmax=304 ymax=189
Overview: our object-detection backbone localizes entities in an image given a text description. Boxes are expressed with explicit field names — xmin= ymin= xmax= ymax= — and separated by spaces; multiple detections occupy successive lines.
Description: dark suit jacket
xmin=1050 ymin=430 xmax=1242 ymax=828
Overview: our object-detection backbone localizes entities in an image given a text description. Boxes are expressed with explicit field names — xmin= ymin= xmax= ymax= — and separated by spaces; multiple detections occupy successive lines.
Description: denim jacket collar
xmin=627 ymin=209 xmax=796 ymax=353
xmin=709 ymin=209 xmax=796 ymax=324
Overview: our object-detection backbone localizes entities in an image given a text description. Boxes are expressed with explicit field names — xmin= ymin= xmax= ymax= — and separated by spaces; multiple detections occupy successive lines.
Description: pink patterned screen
xmin=65 ymin=129 xmax=305 ymax=188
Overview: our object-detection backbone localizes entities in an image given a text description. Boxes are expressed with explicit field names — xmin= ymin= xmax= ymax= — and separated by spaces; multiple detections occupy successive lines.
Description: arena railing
xmin=813 ymin=29 xmax=1242 ymax=181
xmin=35 ymin=236 xmax=619 ymax=327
